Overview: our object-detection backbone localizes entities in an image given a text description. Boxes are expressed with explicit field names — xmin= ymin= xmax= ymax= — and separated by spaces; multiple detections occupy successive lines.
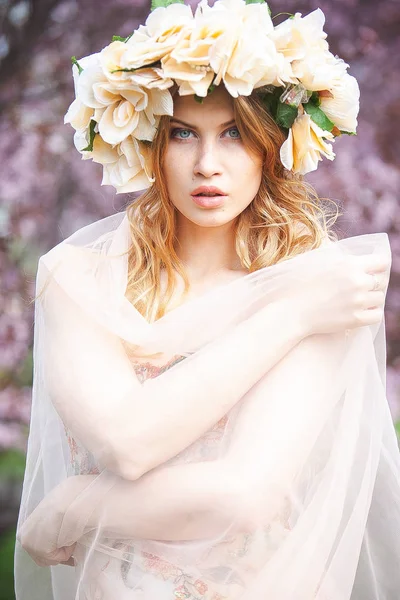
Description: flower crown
xmin=64 ymin=0 xmax=360 ymax=194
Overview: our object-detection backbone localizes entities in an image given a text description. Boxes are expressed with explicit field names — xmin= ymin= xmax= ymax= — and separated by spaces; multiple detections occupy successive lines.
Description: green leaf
xmin=303 ymin=102 xmax=335 ymax=132
xmin=71 ymin=56 xmax=83 ymax=74
xmin=111 ymin=59 xmax=161 ymax=73
xmin=261 ymin=93 xmax=278 ymax=118
xmin=151 ymin=0 xmax=184 ymax=10
xmin=194 ymin=82 xmax=216 ymax=104
xmin=272 ymin=12 xmax=294 ymax=20
xmin=339 ymin=130 xmax=357 ymax=136
xmin=258 ymin=86 xmax=282 ymax=119
xmin=308 ymin=91 xmax=321 ymax=107
xmin=245 ymin=0 xmax=266 ymax=4
xmin=112 ymin=33 xmax=134 ymax=43
xmin=82 ymin=119 xmax=97 ymax=152
xmin=275 ymin=101 xmax=298 ymax=129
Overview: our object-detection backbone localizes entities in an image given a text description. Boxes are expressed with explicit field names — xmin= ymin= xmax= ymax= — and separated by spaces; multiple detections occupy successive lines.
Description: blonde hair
xmin=125 ymin=88 xmax=339 ymax=323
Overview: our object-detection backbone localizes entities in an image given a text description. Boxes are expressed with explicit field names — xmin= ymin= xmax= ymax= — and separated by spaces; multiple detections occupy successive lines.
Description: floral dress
xmin=66 ymin=355 xmax=291 ymax=600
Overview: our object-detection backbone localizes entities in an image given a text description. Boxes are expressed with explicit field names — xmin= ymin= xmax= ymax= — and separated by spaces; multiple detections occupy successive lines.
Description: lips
xmin=191 ymin=186 xmax=227 ymax=197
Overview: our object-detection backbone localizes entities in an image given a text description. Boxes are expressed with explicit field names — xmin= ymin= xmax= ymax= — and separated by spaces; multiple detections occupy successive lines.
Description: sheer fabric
xmin=14 ymin=211 xmax=400 ymax=600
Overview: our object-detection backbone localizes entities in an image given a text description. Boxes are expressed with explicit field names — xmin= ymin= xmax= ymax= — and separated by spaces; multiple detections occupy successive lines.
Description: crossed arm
xmin=19 ymin=319 xmax=343 ymax=565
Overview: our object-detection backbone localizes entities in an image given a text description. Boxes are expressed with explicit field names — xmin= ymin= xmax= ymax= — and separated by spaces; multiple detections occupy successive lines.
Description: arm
xmin=43 ymin=262 xmax=307 ymax=480
xmin=19 ymin=329 xmax=345 ymax=565
xmin=82 ymin=331 xmax=345 ymax=537
xmin=220 ymin=330 xmax=346 ymax=522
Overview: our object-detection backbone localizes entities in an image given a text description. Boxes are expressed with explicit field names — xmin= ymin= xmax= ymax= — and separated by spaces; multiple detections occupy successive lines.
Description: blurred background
xmin=0 ymin=0 xmax=399 ymax=597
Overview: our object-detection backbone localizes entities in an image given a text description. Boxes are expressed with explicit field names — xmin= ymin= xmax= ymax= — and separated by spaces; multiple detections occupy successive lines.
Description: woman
xmin=15 ymin=1 xmax=400 ymax=599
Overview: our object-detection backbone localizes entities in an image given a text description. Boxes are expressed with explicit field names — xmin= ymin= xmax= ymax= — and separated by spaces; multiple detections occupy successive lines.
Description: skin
xmin=163 ymin=85 xmax=263 ymax=289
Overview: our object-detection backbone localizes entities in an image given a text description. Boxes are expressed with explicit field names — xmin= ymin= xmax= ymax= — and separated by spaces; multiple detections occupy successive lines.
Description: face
xmin=163 ymin=85 xmax=263 ymax=229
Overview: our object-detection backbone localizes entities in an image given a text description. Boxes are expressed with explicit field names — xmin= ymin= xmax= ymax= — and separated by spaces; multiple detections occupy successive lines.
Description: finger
xmin=34 ymin=556 xmax=61 ymax=567
xmin=368 ymin=273 xmax=381 ymax=292
xmin=359 ymin=307 xmax=384 ymax=326
xmin=32 ymin=543 xmax=77 ymax=568
xmin=60 ymin=557 xmax=75 ymax=567
xmin=370 ymin=271 xmax=390 ymax=292
xmin=364 ymin=291 xmax=385 ymax=310
xmin=56 ymin=544 xmax=76 ymax=565
xmin=358 ymin=253 xmax=390 ymax=274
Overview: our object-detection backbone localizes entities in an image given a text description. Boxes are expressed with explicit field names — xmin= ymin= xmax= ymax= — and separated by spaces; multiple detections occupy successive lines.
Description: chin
xmin=174 ymin=203 xmax=238 ymax=228
xmin=189 ymin=212 xmax=236 ymax=228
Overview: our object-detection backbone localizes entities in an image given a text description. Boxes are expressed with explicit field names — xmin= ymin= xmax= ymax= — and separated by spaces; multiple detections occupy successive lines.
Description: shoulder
xmin=37 ymin=211 xmax=128 ymax=299
xmin=40 ymin=211 xmax=127 ymax=268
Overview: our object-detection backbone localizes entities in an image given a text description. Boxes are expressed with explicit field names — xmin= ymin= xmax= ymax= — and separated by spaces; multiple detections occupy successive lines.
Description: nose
xmin=193 ymin=139 xmax=223 ymax=178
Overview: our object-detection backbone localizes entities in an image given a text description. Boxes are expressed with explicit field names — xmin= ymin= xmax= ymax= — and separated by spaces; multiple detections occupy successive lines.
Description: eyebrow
xmin=169 ymin=117 xmax=236 ymax=129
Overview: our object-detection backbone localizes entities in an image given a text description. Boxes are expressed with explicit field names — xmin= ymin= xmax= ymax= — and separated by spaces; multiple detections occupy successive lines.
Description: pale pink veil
xmin=14 ymin=210 xmax=400 ymax=600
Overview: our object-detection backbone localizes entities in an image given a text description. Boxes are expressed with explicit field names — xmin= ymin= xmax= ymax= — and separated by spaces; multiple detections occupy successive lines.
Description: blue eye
xmin=225 ymin=127 xmax=241 ymax=139
xmin=170 ymin=126 xmax=241 ymax=140
xmin=170 ymin=128 xmax=193 ymax=139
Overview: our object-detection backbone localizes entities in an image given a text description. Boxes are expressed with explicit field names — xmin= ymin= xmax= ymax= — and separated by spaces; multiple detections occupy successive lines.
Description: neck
xmin=174 ymin=216 xmax=244 ymax=281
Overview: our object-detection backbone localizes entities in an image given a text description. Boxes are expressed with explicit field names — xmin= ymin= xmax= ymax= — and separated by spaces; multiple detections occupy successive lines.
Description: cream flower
xmin=280 ymin=112 xmax=335 ymax=175
xmin=99 ymin=41 xmax=131 ymax=84
xmin=72 ymin=58 xmax=173 ymax=144
xmin=97 ymin=86 xmax=172 ymax=144
xmin=64 ymin=97 xmax=94 ymax=130
xmin=292 ymin=51 xmax=349 ymax=93
xmin=211 ymin=0 xmax=294 ymax=94
xmin=270 ymin=9 xmax=348 ymax=92
xmin=163 ymin=0 xmax=293 ymax=97
xmin=75 ymin=132 xmax=153 ymax=193
xmin=271 ymin=8 xmax=348 ymax=91
xmin=100 ymin=41 xmax=174 ymax=91
xmin=122 ymin=4 xmax=194 ymax=70
xmin=161 ymin=6 xmax=230 ymax=97
xmin=319 ymin=73 xmax=360 ymax=133
xmin=270 ymin=9 xmax=329 ymax=62
xmin=64 ymin=54 xmax=100 ymax=130
xmin=163 ymin=59 xmax=215 ymax=97
xmin=101 ymin=137 xmax=153 ymax=193
xmin=127 ymin=67 xmax=174 ymax=91
xmin=218 ymin=6 xmax=294 ymax=96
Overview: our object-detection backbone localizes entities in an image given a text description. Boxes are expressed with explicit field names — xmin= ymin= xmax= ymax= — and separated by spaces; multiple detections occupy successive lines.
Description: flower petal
xmin=98 ymin=102 xmax=139 ymax=145
xmin=77 ymin=63 xmax=107 ymax=109
xmin=132 ymin=112 xmax=158 ymax=141
xmin=280 ymin=128 xmax=294 ymax=171
xmin=64 ymin=99 xmax=94 ymax=130
xmin=281 ymin=113 xmax=335 ymax=175
xmin=147 ymin=88 xmax=174 ymax=117
xmin=319 ymin=74 xmax=360 ymax=132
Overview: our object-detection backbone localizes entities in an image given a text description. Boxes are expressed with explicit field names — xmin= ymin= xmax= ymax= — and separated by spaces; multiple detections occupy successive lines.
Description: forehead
xmin=171 ymin=86 xmax=235 ymax=127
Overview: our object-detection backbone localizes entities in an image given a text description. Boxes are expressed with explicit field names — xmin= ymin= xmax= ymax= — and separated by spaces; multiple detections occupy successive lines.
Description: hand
xmin=293 ymin=252 xmax=390 ymax=336
xmin=17 ymin=477 xmax=88 ymax=567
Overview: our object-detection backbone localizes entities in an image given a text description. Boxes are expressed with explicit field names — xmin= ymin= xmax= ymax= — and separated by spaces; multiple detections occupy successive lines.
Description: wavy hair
xmin=125 ymin=88 xmax=339 ymax=323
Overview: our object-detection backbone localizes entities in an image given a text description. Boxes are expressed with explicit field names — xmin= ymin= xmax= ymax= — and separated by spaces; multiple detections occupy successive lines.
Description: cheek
xmin=234 ymin=151 xmax=262 ymax=186
xmin=163 ymin=147 xmax=190 ymax=188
